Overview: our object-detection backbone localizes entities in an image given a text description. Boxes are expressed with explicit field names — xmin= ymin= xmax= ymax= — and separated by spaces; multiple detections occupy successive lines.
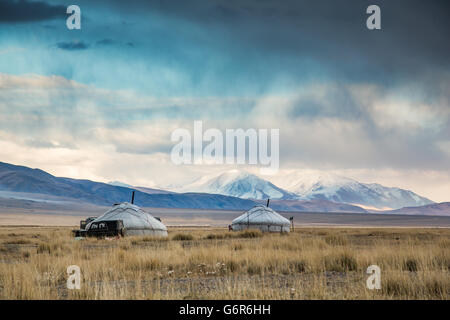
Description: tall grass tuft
xmin=172 ymin=233 xmax=194 ymax=241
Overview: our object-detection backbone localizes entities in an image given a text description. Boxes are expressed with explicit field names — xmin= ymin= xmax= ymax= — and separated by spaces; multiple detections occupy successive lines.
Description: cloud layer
xmin=0 ymin=0 xmax=65 ymax=23
xmin=0 ymin=73 xmax=448 ymax=201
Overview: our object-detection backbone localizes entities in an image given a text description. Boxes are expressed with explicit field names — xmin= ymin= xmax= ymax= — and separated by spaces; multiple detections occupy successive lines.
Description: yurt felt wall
xmin=231 ymin=205 xmax=290 ymax=233
xmin=86 ymin=202 xmax=168 ymax=237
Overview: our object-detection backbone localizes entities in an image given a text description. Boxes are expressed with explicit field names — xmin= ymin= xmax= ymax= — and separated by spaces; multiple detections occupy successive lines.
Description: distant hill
xmin=382 ymin=202 xmax=450 ymax=216
xmin=134 ymin=186 xmax=175 ymax=195
xmin=0 ymin=162 xmax=256 ymax=210
xmin=108 ymin=181 xmax=134 ymax=188
xmin=108 ymin=181 xmax=175 ymax=195
xmin=263 ymin=199 xmax=367 ymax=213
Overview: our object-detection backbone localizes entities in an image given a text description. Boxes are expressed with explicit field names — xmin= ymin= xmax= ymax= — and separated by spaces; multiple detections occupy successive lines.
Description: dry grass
xmin=0 ymin=226 xmax=448 ymax=299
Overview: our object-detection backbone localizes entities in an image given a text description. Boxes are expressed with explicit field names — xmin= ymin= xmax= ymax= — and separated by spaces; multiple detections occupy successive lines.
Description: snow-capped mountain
xmin=171 ymin=170 xmax=434 ymax=210
xmin=172 ymin=170 xmax=298 ymax=200
xmin=272 ymin=171 xmax=434 ymax=210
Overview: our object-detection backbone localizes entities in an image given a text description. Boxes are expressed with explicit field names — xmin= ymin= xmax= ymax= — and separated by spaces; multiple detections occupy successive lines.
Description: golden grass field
xmin=0 ymin=226 xmax=448 ymax=300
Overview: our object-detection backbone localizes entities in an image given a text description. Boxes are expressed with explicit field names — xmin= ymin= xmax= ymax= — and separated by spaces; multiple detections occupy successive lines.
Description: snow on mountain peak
xmin=285 ymin=172 xmax=357 ymax=195
xmin=167 ymin=169 xmax=433 ymax=209
xmin=270 ymin=170 xmax=433 ymax=209
xmin=173 ymin=169 xmax=297 ymax=200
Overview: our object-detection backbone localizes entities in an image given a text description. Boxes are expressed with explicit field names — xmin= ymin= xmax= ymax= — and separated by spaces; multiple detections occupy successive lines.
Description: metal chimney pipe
xmin=131 ymin=191 xmax=135 ymax=204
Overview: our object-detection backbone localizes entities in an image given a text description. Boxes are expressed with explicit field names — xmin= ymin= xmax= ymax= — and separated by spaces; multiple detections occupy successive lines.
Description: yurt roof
xmin=86 ymin=202 xmax=167 ymax=231
xmin=232 ymin=205 xmax=290 ymax=226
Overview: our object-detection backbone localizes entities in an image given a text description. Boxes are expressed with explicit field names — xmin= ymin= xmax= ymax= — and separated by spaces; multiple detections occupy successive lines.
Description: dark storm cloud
xmin=78 ymin=0 xmax=450 ymax=86
xmin=3 ymin=0 xmax=448 ymax=97
xmin=0 ymin=0 xmax=65 ymax=23
xmin=56 ymin=41 xmax=90 ymax=51
xmin=3 ymin=0 xmax=449 ymax=89
xmin=95 ymin=39 xmax=135 ymax=48
xmin=96 ymin=39 xmax=115 ymax=46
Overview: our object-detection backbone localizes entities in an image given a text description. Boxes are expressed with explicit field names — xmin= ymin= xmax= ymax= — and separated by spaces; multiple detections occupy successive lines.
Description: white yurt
xmin=231 ymin=205 xmax=291 ymax=233
xmin=86 ymin=202 xmax=168 ymax=237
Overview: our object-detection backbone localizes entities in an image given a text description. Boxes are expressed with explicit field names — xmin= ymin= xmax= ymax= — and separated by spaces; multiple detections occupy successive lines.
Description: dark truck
xmin=72 ymin=218 xmax=124 ymax=238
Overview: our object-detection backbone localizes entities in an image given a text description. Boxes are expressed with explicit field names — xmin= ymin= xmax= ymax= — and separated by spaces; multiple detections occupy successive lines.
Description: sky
xmin=0 ymin=0 xmax=449 ymax=202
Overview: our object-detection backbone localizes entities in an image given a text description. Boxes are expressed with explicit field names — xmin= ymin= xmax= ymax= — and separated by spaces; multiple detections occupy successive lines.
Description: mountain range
xmin=0 ymin=162 xmax=254 ymax=210
xmin=0 ymin=161 xmax=361 ymax=212
xmin=0 ymin=161 xmax=448 ymax=215
xmin=168 ymin=170 xmax=433 ymax=210
xmin=382 ymin=202 xmax=450 ymax=216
